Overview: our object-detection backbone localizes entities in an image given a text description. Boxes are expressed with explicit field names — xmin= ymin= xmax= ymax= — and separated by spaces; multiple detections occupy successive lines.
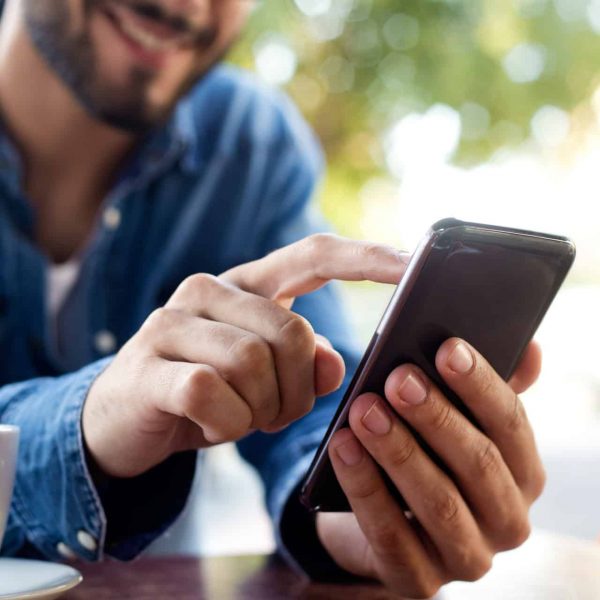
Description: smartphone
xmin=300 ymin=218 xmax=576 ymax=512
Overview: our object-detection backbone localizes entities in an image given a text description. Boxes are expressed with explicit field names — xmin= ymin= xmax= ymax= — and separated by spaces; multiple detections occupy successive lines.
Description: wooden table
xmin=63 ymin=530 xmax=600 ymax=599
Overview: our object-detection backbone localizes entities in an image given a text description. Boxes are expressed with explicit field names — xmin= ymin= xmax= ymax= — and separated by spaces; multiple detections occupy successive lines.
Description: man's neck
xmin=0 ymin=0 xmax=137 ymax=200
xmin=0 ymin=1 xmax=141 ymax=262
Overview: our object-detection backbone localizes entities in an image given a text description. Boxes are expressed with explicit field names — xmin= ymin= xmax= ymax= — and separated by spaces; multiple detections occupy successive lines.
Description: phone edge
xmin=298 ymin=224 xmax=443 ymax=510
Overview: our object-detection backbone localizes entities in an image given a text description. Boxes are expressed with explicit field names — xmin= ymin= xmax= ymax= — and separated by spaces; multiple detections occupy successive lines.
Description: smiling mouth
xmin=102 ymin=2 xmax=196 ymax=54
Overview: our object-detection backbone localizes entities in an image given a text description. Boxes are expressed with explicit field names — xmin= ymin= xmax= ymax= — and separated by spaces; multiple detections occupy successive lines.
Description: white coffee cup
xmin=0 ymin=425 xmax=19 ymax=552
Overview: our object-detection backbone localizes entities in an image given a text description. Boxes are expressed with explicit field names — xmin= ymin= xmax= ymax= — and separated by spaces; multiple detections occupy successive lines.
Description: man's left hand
xmin=317 ymin=338 xmax=545 ymax=599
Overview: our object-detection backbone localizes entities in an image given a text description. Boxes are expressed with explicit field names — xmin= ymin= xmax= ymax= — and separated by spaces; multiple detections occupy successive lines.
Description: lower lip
xmin=99 ymin=7 xmax=180 ymax=70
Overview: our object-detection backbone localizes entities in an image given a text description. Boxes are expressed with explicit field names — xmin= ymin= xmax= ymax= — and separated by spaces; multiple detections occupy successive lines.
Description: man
xmin=0 ymin=0 xmax=545 ymax=596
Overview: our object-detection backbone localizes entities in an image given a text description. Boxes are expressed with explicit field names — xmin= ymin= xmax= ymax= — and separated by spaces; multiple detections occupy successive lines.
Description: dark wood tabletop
xmin=62 ymin=530 xmax=600 ymax=600
xmin=63 ymin=554 xmax=394 ymax=600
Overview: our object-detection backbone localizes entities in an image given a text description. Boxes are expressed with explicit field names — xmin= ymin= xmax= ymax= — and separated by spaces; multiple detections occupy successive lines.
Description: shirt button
xmin=56 ymin=542 xmax=77 ymax=560
xmin=103 ymin=206 xmax=122 ymax=231
xmin=77 ymin=530 xmax=98 ymax=553
xmin=94 ymin=330 xmax=117 ymax=354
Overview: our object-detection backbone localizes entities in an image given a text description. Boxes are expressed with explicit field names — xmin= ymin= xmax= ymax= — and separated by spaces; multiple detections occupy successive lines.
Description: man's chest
xmin=32 ymin=196 xmax=103 ymax=264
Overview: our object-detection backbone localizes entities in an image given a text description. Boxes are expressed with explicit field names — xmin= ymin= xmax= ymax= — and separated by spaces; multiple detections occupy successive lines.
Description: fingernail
xmin=447 ymin=341 xmax=474 ymax=373
xmin=335 ymin=437 xmax=363 ymax=466
xmin=362 ymin=400 xmax=391 ymax=436
xmin=397 ymin=373 xmax=427 ymax=405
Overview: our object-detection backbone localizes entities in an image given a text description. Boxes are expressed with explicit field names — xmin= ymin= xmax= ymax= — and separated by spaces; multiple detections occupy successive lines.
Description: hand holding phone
xmin=302 ymin=218 xmax=575 ymax=511
xmin=314 ymin=336 xmax=545 ymax=596
xmin=299 ymin=219 xmax=575 ymax=596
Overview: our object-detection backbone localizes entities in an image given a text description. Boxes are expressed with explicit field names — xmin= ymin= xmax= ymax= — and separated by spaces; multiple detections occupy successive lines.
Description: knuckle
xmin=254 ymin=405 xmax=281 ymax=432
xmin=500 ymin=516 xmax=532 ymax=550
xmin=203 ymin=427 xmax=228 ymax=445
xmin=505 ymin=393 xmax=526 ymax=433
xmin=486 ymin=498 xmax=532 ymax=550
xmin=207 ymin=419 xmax=249 ymax=445
xmin=369 ymin=522 xmax=402 ymax=556
xmin=455 ymin=551 xmax=493 ymax=582
xmin=278 ymin=314 xmax=315 ymax=351
xmin=203 ymin=429 xmax=230 ymax=445
xmin=475 ymin=440 xmax=502 ymax=476
xmin=387 ymin=434 xmax=417 ymax=470
xmin=512 ymin=516 xmax=532 ymax=547
xmin=346 ymin=471 xmax=380 ymax=502
xmin=304 ymin=232 xmax=335 ymax=254
xmin=203 ymin=407 xmax=252 ymax=445
xmin=229 ymin=334 xmax=272 ymax=374
xmin=272 ymin=315 xmax=316 ymax=426
xmin=430 ymin=401 xmax=456 ymax=433
xmin=177 ymin=366 xmax=253 ymax=444
xmin=144 ymin=307 xmax=176 ymax=333
xmin=267 ymin=399 xmax=314 ymax=432
xmin=448 ymin=541 xmax=493 ymax=583
xmin=303 ymin=233 xmax=337 ymax=276
xmin=274 ymin=388 xmax=315 ymax=430
xmin=529 ymin=463 xmax=547 ymax=501
xmin=177 ymin=365 xmax=218 ymax=413
xmin=289 ymin=396 xmax=315 ymax=423
xmin=274 ymin=402 xmax=314 ymax=430
xmin=407 ymin=577 xmax=442 ymax=600
xmin=231 ymin=412 xmax=252 ymax=440
xmin=430 ymin=490 xmax=460 ymax=524
xmin=359 ymin=241 xmax=384 ymax=262
xmin=178 ymin=272 xmax=219 ymax=297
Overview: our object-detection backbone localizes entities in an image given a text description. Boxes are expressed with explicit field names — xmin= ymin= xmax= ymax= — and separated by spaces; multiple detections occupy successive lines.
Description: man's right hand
xmin=82 ymin=234 xmax=409 ymax=478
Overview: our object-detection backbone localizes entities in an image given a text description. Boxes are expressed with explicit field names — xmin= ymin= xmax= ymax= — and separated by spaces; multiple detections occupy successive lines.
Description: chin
xmin=89 ymin=99 xmax=171 ymax=132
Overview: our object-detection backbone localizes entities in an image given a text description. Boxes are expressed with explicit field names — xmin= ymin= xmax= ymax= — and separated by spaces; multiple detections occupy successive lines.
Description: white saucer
xmin=0 ymin=558 xmax=82 ymax=600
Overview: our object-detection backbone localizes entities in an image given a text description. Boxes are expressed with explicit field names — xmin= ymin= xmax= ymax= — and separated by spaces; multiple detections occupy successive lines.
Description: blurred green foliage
xmin=229 ymin=0 xmax=600 ymax=236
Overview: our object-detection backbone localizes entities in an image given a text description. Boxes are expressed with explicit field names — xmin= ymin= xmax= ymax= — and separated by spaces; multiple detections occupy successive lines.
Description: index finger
xmin=221 ymin=234 xmax=409 ymax=307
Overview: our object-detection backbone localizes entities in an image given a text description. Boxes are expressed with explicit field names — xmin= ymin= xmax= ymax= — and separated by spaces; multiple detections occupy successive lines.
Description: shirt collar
xmin=116 ymin=95 xmax=203 ymax=188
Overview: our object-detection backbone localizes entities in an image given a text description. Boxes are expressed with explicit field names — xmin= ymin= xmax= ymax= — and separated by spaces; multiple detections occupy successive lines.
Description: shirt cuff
xmin=98 ymin=450 xmax=197 ymax=560
xmin=5 ymin=359 xmax=112 ymax=562
xmin=3 ymin=358 xmax=197 ymax=562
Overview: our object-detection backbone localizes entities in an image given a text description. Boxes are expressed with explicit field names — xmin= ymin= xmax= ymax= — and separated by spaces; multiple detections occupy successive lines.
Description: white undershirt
xmin=47 ymin=259 xmax=81 ymax=321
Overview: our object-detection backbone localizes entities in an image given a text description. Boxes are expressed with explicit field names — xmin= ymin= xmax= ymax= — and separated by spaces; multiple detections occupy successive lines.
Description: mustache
xmin=128 ymin=2 xmax=194 ymax=35
xmin=93 ymin=0 xmax=219 ymax=46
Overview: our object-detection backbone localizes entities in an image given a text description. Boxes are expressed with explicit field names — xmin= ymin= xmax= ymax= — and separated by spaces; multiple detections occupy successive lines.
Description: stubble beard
xmin=23 ymin=0 xmax=220 ymax=133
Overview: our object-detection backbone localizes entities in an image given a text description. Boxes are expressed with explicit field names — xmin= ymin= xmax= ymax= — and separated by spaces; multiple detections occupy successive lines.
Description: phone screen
xmin=300 ymin=220 xmax=575 ymax=512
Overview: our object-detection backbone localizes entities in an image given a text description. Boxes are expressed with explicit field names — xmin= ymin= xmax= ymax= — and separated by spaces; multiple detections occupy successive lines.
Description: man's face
xmin=23 ymin=0 xmax=253 ymax=131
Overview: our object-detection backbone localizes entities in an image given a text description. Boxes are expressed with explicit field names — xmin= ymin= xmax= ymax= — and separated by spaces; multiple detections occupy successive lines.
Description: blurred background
xmin=149 ymin=0 xmax=600 ymax=557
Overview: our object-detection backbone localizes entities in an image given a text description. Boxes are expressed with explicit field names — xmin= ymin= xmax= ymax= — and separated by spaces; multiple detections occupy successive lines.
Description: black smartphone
xmin=300 ymin=218 xmax=576 ymax=512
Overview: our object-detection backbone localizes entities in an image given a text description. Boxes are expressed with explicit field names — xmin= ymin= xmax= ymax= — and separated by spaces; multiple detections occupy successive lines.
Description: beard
xmin=23 ymin=0 xmax=220 ymax=133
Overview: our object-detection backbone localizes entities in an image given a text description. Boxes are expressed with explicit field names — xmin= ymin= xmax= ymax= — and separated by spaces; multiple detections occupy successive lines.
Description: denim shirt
xmin=0 ymin=65 xmax=361 ymax=574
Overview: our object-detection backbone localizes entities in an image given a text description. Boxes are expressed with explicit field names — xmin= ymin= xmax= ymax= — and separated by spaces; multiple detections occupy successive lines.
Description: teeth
xmin=112 ymin=8 xmax=187 ymax=52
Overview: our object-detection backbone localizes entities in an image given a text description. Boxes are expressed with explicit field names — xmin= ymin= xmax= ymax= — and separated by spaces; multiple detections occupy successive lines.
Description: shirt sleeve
xmin=0 ymin=358 xmax=196 ymax=562
xmin=235 ymin=96 xmax=367 ymax=580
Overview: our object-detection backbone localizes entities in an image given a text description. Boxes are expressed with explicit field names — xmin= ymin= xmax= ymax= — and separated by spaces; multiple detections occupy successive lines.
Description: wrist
xmin=81 ymin=375 xmax=116 ymax=477
xmin=81 ymin=373 xmax=144 ymax=479
xmin=279 ymin=484 xmax=369 ymax=582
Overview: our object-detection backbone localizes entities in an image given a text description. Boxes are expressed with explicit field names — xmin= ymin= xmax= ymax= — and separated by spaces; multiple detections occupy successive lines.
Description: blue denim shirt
xmin=0 ymin=65 xmax=360 ymax=573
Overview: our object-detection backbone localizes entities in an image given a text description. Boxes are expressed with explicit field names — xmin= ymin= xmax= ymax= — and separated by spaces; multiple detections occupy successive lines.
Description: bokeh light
xmin=166 ymin=0 xmax=600 ymax=559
